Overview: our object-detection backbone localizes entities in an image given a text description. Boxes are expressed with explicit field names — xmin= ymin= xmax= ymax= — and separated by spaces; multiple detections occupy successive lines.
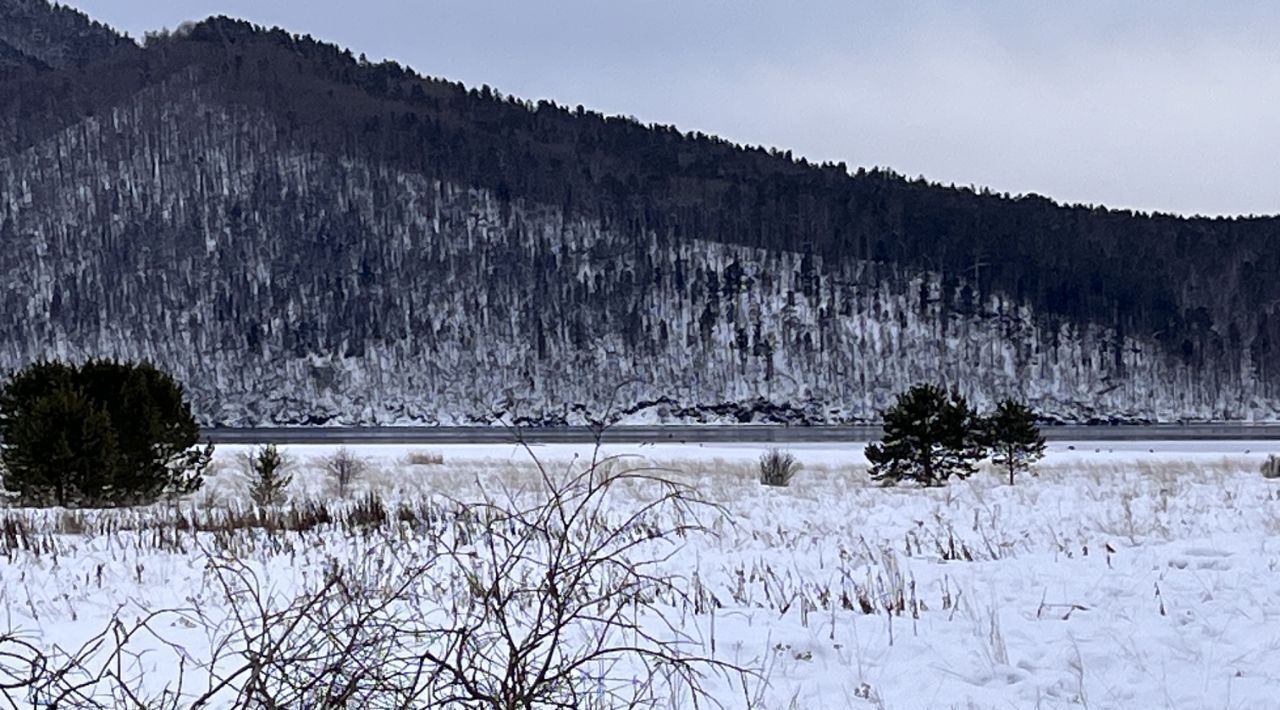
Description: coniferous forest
xmin=1 ymin=1 xmax=1277 ymax=425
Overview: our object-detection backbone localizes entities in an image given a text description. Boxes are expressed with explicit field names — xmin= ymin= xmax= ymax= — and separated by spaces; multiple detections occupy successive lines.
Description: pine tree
xmin=4 ymin=384 xmax=117 ymax=506
xmin=0 ymin=359 xmax=211 ymax=507
xmin=984 ymin=399 xmax=1046 ymax=485
xmin=80 ymin=360 xmax=211 ymax=501
xmin=248 ymin=444 xmax=292 ymax=506
xmin=865 ymin=384 xmax=985 ymax=486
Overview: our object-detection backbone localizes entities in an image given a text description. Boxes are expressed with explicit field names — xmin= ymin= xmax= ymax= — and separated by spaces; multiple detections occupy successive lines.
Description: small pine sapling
xmin=248 ymin=444 xmax=291 ymax=506
xmin=984 ymin=399 xmax=1046 ymax=485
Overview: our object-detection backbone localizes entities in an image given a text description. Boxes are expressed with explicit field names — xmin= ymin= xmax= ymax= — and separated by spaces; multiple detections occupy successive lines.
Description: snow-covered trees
xmin=2 ymin=14 xmax=1276 ymax=425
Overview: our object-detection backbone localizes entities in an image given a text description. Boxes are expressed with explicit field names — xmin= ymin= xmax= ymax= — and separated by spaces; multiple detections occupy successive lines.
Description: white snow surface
xmin=3 ymin=441 xmax=1280 ymax=708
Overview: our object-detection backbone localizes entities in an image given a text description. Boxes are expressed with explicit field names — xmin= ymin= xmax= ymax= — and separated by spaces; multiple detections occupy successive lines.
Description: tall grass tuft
xmin=1262 ymin=454 xmax=1280 ymax=479
xmin=759 ymin=448 xmax=801 ymax=487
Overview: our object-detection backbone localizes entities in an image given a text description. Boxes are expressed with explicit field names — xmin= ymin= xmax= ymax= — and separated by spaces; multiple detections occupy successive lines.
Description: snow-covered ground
xmin=3 ymin=441 xmax=1279 ymax=708
xmin=209 ymin=438 xmax=1280 ymax=469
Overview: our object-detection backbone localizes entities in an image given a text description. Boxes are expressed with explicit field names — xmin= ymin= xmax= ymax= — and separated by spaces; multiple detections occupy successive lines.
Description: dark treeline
xmin=0 ymin=5 xmax=1276 ymax=423
xmin=0 ymin=0 xmax=135 ymax=77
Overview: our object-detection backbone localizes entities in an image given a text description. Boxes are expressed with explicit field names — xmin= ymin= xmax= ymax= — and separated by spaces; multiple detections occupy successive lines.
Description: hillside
xmin=0 ymin=6 xmax=1277 ymax=425
xmin=0 ymin=0 xmax=133 ymax=77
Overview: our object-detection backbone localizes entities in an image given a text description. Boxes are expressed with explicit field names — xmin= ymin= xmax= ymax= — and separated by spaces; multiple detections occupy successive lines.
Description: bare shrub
xmin=325 ymin=447 xmax=366 ymax=497
xmin=1 ymin=447 xmax=744 ymax=707
xmin=246 ymin=444 xmax=291 ymax=506
xmin=406 ymin=449 xmax=742 ymax=706
xmin=0 ymin=610 xmax=195 ymax=709
xmin=759 ymin=448 xmax=801 ymax=487
xmin=405 ymin=450 xmax=444 ymax=466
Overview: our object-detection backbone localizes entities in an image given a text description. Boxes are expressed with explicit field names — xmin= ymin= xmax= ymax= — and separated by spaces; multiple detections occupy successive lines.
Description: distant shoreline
xmin=200 ymin=423 xmax=1280 ymax=444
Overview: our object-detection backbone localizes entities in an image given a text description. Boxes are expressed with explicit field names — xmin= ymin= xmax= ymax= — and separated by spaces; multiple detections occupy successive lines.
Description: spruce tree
xmin=984 ymin=399 xmax=1046 ymax=485
xmin=865 ymin=384 xmax=985 ymax=486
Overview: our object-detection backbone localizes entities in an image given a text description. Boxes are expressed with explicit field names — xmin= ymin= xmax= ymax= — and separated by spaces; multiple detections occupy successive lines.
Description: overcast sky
xmin=68 ymin=1 xmax=1280 ymax=217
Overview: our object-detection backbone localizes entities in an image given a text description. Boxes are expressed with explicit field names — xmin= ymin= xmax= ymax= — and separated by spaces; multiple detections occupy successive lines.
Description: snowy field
xmin=2 ymin=439 xmax=1279 ymax=708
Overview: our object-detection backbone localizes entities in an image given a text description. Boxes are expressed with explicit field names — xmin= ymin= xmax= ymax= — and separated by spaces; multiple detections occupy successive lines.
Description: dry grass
xmin=2 ymin=452 xmax=1271 ymax=626
xmin=0 ymin=448 xmax=744 ymax=708
xmin=403 ymin=449 xmax=445 ymax=466
xmin=2 ymin=448 xmax=1277 ymax=708
xmin=758 ymin=449 xmax=802 ymax=487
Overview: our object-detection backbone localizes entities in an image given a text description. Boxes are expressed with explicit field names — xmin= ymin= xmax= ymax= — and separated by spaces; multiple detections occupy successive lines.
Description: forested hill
xmin=0 ymin=0 xmax=134 ymax=77
xmin=1 ymin=6 xmax=1277 ymax=425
